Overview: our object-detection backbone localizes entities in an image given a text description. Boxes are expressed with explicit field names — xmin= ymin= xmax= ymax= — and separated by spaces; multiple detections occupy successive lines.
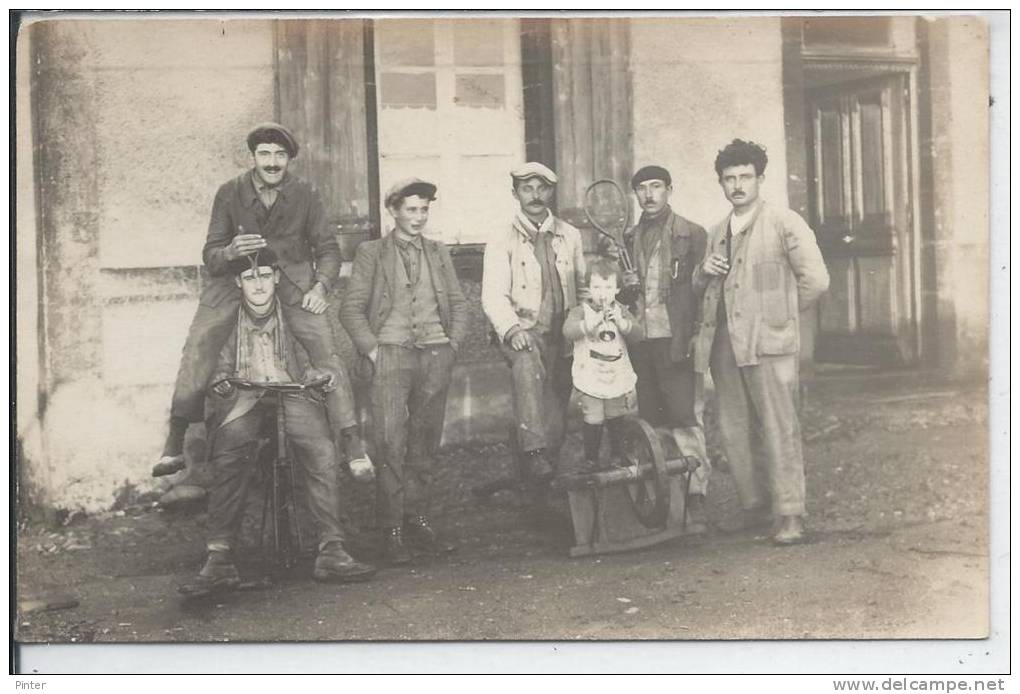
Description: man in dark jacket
xmin=155 ymin=123 xmax=371 ymax=483
xmin=622 ymin=165 xmax=711 ymax=527
xmin=180 ymin=248 xmax=376 ymax=596
xmin=339 ymin=179 xmax=468 ymax=565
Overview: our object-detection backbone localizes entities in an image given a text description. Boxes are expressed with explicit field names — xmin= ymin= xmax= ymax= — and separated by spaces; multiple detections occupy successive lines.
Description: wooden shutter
xmin=549 ymin=19 xmax=633 ymax=229
xmin=274 ymin=19 xmax=375 ymax=254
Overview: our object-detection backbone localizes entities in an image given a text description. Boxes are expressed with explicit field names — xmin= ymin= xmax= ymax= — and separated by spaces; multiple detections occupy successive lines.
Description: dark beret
xmin=225 ymin=247 xmax=279 ymax=277
xmin=247 ymin=122 xmax=299 ymax=158
xmin=630 ymin=165 xmax=672 ymax=189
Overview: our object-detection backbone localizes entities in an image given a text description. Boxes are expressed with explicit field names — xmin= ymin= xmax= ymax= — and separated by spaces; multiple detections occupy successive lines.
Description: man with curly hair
xmin=693 ymin=139 xmax=829 ymax=545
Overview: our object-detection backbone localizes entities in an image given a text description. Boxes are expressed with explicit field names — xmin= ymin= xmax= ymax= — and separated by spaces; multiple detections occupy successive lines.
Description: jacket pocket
xmin=757 ymin=318 xmax=798 ymax=356
xmin=754 ymin=261 xmax=791 ymax=327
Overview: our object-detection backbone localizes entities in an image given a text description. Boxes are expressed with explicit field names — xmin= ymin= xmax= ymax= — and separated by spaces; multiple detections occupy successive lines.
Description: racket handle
xmin=618 ymin=246 xmax=635 ymax=272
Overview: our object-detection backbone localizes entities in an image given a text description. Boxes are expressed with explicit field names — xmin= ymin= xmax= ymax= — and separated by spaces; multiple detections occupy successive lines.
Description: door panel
xmin=818 ymin=257 xmax=855 ymax=334
xmin=809 ymin=74 xmax=916 ymax=365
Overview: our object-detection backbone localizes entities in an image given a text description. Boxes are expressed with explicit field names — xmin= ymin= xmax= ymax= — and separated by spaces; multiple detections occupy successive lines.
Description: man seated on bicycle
xmin=181 ymin=248 xmax=376 ymax=596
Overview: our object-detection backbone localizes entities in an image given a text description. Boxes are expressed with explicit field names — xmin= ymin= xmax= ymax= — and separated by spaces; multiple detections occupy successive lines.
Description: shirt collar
xmin=514 ymin=209 xmax=557 ymax=240
xmin=640 ymin=204 xmax=672 ymax=228
xmin=393 ymin=230 xmax=424 ymax=250
xmin=246 ymin=169 xmax=290 ymax=207
xmin=241 ymin=298 xmax=279 ymax=330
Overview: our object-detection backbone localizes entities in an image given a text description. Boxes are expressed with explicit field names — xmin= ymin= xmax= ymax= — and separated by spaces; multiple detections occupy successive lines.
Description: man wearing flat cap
xmin=482 ymin=162 xmax=586 ymax=508
xmin=180 ymin=248 xmax=376 ymax=596
xmin=156 ymin=122 xmax=372 ymax=486
xmin=623 ymin=165 xmax=712 ymax=527
xmin=340 ymin=179 xmax=468 ymax=565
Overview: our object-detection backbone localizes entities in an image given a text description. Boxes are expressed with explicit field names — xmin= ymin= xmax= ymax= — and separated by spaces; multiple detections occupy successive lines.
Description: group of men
xmin=161 ymin=122 xmax=829 ymax=596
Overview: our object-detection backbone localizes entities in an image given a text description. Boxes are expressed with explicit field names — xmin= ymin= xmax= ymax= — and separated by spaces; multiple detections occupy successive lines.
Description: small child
xmin=563 ymin=258 xmax=645 ymax=472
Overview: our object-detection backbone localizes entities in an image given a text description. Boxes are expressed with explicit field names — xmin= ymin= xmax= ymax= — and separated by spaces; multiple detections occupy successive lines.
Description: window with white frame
xmin=374 ymin=18 xmax=526 ymax=244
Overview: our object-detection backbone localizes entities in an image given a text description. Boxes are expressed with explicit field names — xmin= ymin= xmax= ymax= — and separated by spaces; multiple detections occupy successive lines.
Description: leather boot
xmin=155 ymin=418 xmax=188 ymax=477
xmin=523 ymin=449 xmax=554 ymax=484
xmin=313 ymin=541 xmax=377 ymax=583
xmin=178 ymin=550 xmax=240 ymax=597
xmin=404 ymin=515 xmax=457 ymax=555
xmin=773 ymin=515 xmax=805 ymax=545
xmin=382 ymin=526 xmax=413 ymax=565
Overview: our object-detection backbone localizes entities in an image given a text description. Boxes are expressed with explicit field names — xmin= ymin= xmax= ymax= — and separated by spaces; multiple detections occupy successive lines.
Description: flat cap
xmin=247 ymin=122 xmax=299 ymax=158
xmin=630 ymin=165 xmax=672 ymax=189
xmin=510 ymin=162 xmax=558 ymax=185
xmin=385 ymin=177 xmax=438 ymax=209
xmin=225 ymin=247 xmax=279 ymax=277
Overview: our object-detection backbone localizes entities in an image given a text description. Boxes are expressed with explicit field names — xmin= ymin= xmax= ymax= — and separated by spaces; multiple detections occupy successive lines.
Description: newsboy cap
xmin=385 ymin=177 xmax=438 ymax=209
xmin=510 ymin=162 xmax=558 ymax=185
xmin=630 ymin=165 xmax=672 ymax=189
xmin=247 ymin=122 xmax=300 ymax=158
xmin=225 ymin=247 xmax=279 ymax=278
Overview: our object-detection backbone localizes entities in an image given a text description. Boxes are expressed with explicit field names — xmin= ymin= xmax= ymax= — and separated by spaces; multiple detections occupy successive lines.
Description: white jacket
xmin=482 ymin=211 xmax=586 ymax=340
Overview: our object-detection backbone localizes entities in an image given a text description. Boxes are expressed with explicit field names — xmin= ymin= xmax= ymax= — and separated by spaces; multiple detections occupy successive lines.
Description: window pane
xmin=380 ymin=72 xmax=437 ymax=109
xmin=453 ymin=19 xmax=504 ymax=66
xmin=376 ymin=21 xmax=435 ymax=66
xmin=455 ymin=74 xmax=505 ymax=109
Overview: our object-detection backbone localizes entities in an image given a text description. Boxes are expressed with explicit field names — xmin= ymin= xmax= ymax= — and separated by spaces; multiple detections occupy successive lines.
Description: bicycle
xmin=210 ymin=375 xmax=333 ymax=575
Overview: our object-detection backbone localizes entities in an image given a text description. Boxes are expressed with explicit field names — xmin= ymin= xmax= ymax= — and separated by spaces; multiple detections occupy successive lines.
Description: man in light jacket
xmin=481 ymin=162 xmax=586 ymax=506
xmin=693 ymin=139 xmax=829 ymax=545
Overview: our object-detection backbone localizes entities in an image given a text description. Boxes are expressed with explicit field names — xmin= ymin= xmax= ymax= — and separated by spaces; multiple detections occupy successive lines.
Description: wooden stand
xmin=564 ymin=475 xmax=694 ymax=557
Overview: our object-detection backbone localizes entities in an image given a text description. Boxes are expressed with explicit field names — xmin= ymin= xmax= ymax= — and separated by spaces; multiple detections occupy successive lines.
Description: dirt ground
xmin=15 ymin=370 xmax=990 ymax=643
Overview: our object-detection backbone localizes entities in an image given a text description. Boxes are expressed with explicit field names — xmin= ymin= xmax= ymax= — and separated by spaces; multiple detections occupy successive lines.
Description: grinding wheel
xmin=620 ymin=416 xmax=671 ymax=528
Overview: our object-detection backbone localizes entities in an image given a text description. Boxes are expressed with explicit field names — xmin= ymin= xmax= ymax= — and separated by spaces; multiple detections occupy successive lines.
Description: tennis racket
xmin=584 ymin=178 xmax=641 ymax=304
xmin=583 ymin=179 xmax=634 ymax=271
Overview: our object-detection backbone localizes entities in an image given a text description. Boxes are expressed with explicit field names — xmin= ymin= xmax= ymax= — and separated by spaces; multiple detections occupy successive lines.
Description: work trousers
xmin=371 ymin=344 xmax=456 ymax=528
xmin=709 ymin=318 xmax=806 ymax=516
xmin=499 ymin=330 xmax=573 ymax=457
xmin=632 ymin=338 xmax=711 ymax=495
xmin=171 ymin=292 xmax=358 ymax=444
xmin=205 ymin=395 xmax=345 ymax=552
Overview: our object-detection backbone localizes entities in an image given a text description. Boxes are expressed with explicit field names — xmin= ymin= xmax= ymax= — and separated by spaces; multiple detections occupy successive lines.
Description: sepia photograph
xmin=12 ymin=9 xmax=998 ymax=668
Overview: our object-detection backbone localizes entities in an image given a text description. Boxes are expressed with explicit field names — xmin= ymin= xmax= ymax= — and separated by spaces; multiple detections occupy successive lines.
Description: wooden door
xmin=808 ymin=74 xmax=917 ymax=365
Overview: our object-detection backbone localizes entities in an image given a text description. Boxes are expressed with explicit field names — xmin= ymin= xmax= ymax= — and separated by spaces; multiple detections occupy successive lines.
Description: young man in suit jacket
xmin=340 ymin=179 xmax=468 ymax=565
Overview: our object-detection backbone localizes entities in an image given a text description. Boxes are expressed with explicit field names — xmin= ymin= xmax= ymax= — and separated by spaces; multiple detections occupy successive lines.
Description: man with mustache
xmin=621 ymin=165 xmax=711 ymax=529
xmin=693 ymin=139 xmax=829 ymax=544
xmin=180 ymin=248 xmax=376 ymax=596
xmin=155 ymin=123 xmax=372 ymax=486
xmin=482 ymin=163 xmax=586 ymax=511
xmin=340 ymin=179 xmax=468 ymax=565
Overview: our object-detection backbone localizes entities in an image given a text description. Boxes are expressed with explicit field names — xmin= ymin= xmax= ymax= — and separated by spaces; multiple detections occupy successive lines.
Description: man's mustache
xmin=263 ymin=167 xmax=282 ymax=174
